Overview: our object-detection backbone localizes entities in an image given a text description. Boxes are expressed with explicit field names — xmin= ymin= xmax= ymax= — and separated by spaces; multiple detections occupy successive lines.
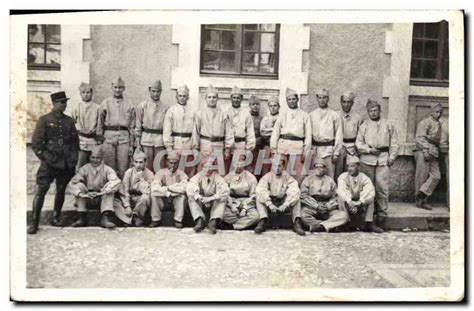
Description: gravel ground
xmin=27 ymin=227 xmax=450 ymax=289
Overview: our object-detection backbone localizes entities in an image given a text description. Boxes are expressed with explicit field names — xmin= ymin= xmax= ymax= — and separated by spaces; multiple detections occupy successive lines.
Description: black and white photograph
xmin=9 ymin=9 xmax=464 ymax=301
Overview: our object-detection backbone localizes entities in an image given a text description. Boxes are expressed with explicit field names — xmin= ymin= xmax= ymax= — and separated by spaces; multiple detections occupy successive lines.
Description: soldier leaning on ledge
xmin=28 ymin=91 xmax=79 ymax=234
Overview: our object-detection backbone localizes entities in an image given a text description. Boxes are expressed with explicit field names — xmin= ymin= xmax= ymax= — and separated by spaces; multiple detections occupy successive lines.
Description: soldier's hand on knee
xmin=239 ymin=209 xmax=247 ymax=217
xmin=423 ymin=150 xmax=432 ymax=161
xmin=269 ymin=204 xmax=278 ymax=213
xmin=124 ymin=207 xmax=132 ymax=217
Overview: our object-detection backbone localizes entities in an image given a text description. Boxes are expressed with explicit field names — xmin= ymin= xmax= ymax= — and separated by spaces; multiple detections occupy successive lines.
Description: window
xmin=200 ymin=24 xmax=280 ymax=78
xmin=410 ymin=21 xmax=449 ymax=85
xmin=28 ymin=24 xmax=61 ymax=70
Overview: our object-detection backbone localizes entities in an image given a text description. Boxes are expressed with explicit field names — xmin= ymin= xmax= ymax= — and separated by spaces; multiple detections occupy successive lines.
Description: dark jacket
xmin=31 ymin=111 xmax=79 ymax=170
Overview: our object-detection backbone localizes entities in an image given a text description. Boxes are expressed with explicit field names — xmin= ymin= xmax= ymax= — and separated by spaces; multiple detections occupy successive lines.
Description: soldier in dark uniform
xmin=28 ymin=91 xmax=79 ymax=234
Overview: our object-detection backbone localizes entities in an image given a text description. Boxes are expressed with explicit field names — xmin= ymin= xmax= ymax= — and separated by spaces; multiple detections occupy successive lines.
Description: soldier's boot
xmin=415 ymin=191 xmax=432 ymax=210
xmin=71 ymin=212 xmax=88 ymax=227
xmin=293 ymin=218 xmax=306 ymax=236
xmin=27 ymin=195 xmax=44 ymax=235
xmin=149 ymin=220 xmax=161 ymax=228
xmin=365 ymin=222 xmax=384 ymax=234
xmin=100 ymin=211 xmax=116 ymax=229
xmin=132 ymin=215 xmax=144 ymax=227
xmin=174 ymin=221 xmax=183 ymax=229
xmin=50 ymin=191 xmax=65 ymax=227
xmin=309 ymin=223 xmax=325 ymax=232
xmin=421 ymin=199 xmax=433 ymax=210
xmin=254 ymin=219 xmax=267 ymax=234
xmin=208 ymin=219 xmax=218 ymax=234
xmin=193 ymin=217 xmax=206 ymax=233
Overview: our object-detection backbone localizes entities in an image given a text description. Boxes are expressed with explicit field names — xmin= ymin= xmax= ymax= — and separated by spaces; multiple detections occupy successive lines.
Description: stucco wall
xmin=89 ymin=25 xmax=178 ymax=107
xmin=304 ymin=23 xmax=392 ymax=118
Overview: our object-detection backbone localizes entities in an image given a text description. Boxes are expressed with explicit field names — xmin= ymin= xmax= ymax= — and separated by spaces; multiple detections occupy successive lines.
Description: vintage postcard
xmin=10 ymin=10 xmax=464 ymax=301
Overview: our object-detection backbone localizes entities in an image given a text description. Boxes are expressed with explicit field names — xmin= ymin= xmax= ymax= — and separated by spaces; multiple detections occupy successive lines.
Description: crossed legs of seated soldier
xmin=301 ymin=199 xmax=349 ymax=232
xmin=150 ymin=195 xmax=187 ymax=228
xmin=222 ymin=198 xmax=260 ymax=230
xmin=255 ymin=197 xmax=305 ymax=235
xmin=341 ymin=199 xmax=376 ymax=232
xmin=71 ymin=191 xmax=117 ymax=228
xmin=188 ymin=196 xmax=225 ymax=234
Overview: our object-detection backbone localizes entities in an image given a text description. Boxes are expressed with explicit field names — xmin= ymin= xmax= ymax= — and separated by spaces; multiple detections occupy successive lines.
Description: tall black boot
xmin=51 ymin=190 xmax=65 ymax=227
xmin=28 ymin=195 xmax=45 ymax=234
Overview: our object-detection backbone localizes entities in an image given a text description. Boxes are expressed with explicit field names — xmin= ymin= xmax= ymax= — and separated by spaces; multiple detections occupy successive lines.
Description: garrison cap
xmin=133 ymin=148 xmax=147 ymax=161
xmin=268 ymin=95 xmax=280 ymax=104
xmin=249 ymin=95 xmax=260 ymax=104
xmin=50 ymin=91 xmax=69 ymax=103
xmin=205 ymin=85 xmax=218 ymax=96
xmin=112 ymin=77 xmax=125 ymax=87
xmin=346 ymin=156 xmax=360 ymax=165
xmin=90 ymin=145 xmax=104 ymax=158
xmin=149 ymin=80 xmax=162 ymax=90
xmin=167 ymin=150 xmax=179 ymax=162
xmin=431 ymin=103 xmax=443 ymax=111
xmin=78 ymin=82 xmax=93 ymax=92
xmin=366 ymin=99 xmax=380 ymax=110
xmin=341 ymin=92 xmax=355 ymax=101
xmin=177 ymin=85 xmax=190 ymax=96
xmin=315 ymin=87 xmax=330 ymax=96
xmin=231 ymin=86 xmax=242 ymax=96
xmin=285 ymin=88 xmax=298 ymax=98
xmin=313 ymin=157 xmax=327 ymax=168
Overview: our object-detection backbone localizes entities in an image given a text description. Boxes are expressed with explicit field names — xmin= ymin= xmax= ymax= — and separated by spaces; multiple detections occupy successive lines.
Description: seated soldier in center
xmin=221 ymin=155 xmax=260 ymax=230
xmin=186 ymin=160 xmax=230 ymax=234
xmin=337 ymin=157 xmax=379 ymax=233
xmin=67 ymin=146 xmax=121 ymax=229
xmin=255 ymin=157 xmax=306 ymax=236
xmin=114 ymin=149 xmax=154 ymax=227
xmin=150 ymin=154 xmax=189 ymax=228
xmin=300 ymin=158 xmax=349 ymax=232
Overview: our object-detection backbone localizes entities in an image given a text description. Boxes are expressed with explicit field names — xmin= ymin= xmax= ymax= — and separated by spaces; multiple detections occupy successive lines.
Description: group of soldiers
xmin=27 ymin=77 xmax=449 ymax=236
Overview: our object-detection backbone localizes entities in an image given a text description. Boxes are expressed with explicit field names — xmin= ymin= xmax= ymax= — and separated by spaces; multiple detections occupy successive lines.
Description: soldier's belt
xmin=280 ymin=134 xmax=304 ymax=141
xmin=376 ymin=146 xmax=390 ymax=152
xmin=312 ymin=139 xmax=335 ymax=146
xmin=231 ymin=193 xmax=248 ymax=198
xmin=78 ymin=131 xmax=96 ymax=139
xmin=200 ymin=134 xmax=225 ymax=142
xmin=129 ymin=190 xmax=142 ymax=195
xmin=343 ymin=137 xmax=356 ymax=143
xmin=47 ymin=138 xmax=71 ymax=146
xmin=104 ymin=125 xmax=128 ymax=131
xmin=142 ymin=128 xmax=163 ymax=134
xmin=311 ymin=195 xmax=331 ymax=202
xmin=234 ymin=136 xmax=246 ymax=143
xmin=171 ymin=132 xmax=192 ymax=138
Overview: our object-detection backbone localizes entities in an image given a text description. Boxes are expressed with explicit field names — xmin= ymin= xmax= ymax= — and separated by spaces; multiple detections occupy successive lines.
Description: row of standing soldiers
xmin=27 ymin=78 xmax=449 ymax=235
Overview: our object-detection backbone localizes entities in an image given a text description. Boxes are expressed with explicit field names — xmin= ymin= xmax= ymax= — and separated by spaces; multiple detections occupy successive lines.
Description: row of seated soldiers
xmin=27 ymin=79 xmax=449 ymax=234
xmin=65 ymin=145 xmax=378 ymax=236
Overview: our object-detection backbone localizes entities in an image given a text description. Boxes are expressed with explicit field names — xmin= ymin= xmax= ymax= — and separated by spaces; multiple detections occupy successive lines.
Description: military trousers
xmin=359 ymin=163 xmax=389 ymax=218
xmin=256 ymin=197 xmax=302 ymax=224
xmin=301 ymin=205 xmax=348 ymax=231
xmin=188 ymin=196 xmax=226 ymax=222
xmin=414 ymin=151 xmax=441 ymax=197
xmin=334 ymin=146 xmax=359 ymax=181
xmin=151 ymin=195 xmax=187 ymax=222
xmin=143 ymin=145 xmax=166 ymax=173
xmin=339 ymin=199 xmax=375 ymax=229
xmin=103 ymin=141 xmax=129 ymax=178
xmin=76 ymin=194 xmax=115 ymax=214
xmin=77 ymin=150 xmax=91 ymax=170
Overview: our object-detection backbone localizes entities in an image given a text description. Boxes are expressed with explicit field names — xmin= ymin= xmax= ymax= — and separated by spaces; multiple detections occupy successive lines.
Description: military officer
xmin=255 ymin=157 xmax=306 ymax=235
xmin=163 ymin=85 xmax=196 ymax=176
xmin=356 ymin=99 xmax=399 ymax=231
xmin=337 ymin=157 xmax=378 ymax=232
xmin=300 ymin=158 xmax=348 ymax=232
xmin=98 ymin=77 xmax=135 ymax=179
xmin=258 ymin=96 xmax=280 ymax=176
xmin=151 ymin=155 xmax=189 ymax=228
xmin=225 ymin=86 xmax=255 ymax=172
xmin=222 ymin=158 xmax=260 ymax=230
xmin=114 ymin=149 xmax=154 ymax=227
xmin=135 ymin=80 xmax=170 ymax=172
xmin=28 ymin=91 xmax=79 ymax=234
xmin=335 ymin=92 xmax=363 ymax=179
xmin=270 ymin=88 xmax=312 ymax=184
xmin=67 ymin=146 xmax=121 ymax=229
xmin=309 ymin=88 xmax=343 ymax=179
xmin=193 ymin=85 xmax=234 ymax=174
xmin=70 ymin=82 xmax=102 ymax=169
xmin=186 ymin=160 xmax=230 ymax=234
xmin=414 ymin=103 xmax=443 ymax=210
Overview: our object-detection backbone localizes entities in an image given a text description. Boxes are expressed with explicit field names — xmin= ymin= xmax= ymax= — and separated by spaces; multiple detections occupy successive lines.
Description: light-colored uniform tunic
xmin=356 ymin=118 xmax=399 ymax=217
xmin=335 ymin=111 xmax=363 ymax=179
xmin=151 ymin=168 xmax=189 ymax=222
xmin=223 ymin=170 xmax=260 ymax=230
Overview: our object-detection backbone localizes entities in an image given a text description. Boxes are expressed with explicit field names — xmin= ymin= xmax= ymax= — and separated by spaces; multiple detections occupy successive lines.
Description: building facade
xmin=26 ymin=22 xmax=449 ymax=201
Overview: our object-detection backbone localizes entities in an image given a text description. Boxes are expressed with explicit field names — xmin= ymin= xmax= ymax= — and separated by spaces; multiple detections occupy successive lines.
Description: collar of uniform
xmin=250 ymin=110 xmax=260 ymax=117
xmin=148 ymin=98 xmax=161 ymax=105
xmin=90 ymin=162 xmax=104 ymax=174
xmin=342 ymin=111 xmax=351 ymax=118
